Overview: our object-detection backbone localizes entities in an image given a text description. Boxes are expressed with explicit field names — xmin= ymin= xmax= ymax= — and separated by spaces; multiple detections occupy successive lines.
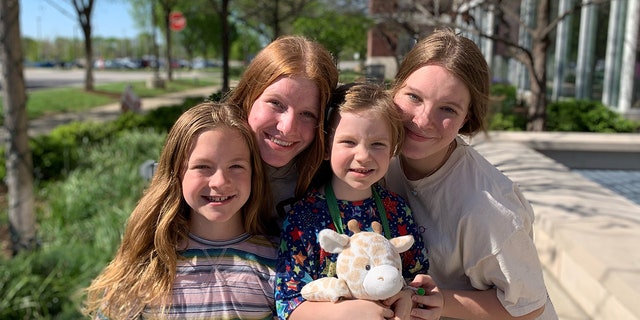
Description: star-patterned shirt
xmin=275 ymin=183 xmax=429 ymax=319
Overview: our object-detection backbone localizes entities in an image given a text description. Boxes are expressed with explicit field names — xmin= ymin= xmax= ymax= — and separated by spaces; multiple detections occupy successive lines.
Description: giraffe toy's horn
xmin=347 ymin=219 xmax=361 ymax=233
xmin=371 ymin=221 xmax=382 ymax=235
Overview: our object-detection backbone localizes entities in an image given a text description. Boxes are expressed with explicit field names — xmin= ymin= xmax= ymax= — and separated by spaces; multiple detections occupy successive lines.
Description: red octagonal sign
xmin=169 ymin=11 xmax=186 ymax=32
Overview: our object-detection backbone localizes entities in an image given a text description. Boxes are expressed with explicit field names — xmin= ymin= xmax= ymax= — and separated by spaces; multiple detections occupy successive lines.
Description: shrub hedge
xmin=1 ymin=129 xmax=167 ymax=319
xmin=486 ymin=84 xmax=639 ymax=132
xmin=0 ymin=97 xmax=202 ymax=183
xmin=0 ymin=93 xmax=211 ymax=318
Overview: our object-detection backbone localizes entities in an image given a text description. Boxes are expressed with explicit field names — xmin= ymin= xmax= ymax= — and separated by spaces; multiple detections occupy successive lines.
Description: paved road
xmin=0 ymin=68 xmax=218 ymax=91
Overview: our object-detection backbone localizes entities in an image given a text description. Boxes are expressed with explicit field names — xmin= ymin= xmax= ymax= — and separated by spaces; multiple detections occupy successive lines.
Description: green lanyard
xmin=324 ymin=183 xmax=391 ymax=239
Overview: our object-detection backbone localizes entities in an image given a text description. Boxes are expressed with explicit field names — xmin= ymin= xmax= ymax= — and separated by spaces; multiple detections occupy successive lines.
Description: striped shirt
xmin=143 ymin=233 xmax=278 ymax=320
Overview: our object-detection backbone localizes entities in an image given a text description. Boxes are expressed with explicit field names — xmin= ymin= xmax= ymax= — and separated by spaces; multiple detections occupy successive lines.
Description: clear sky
xmin=20 ymin=0 xmax=138 ymax=40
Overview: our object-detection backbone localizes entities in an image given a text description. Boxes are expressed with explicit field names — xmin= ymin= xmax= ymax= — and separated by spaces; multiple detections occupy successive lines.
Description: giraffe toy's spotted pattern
xmin=301 ymin=220 xmax=414 ymax=302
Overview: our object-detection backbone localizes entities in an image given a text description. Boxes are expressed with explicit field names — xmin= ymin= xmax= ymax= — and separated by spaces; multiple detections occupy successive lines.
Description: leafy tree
xmin=293 ymin=8 xmax=371 ymax=63
xmin=205 ymin=0 xmax=232 ymax=93
xmin=53 ymin=37 xmax=80 ymax=62
xmin=130 ymin=0 xmax=178 ymax=81
xmin=1 ymin=0 xmax=37 ymax=254
xmin=155 ymin=0 xmax=180 ymax=81
xmin=234 ymin=0 xmax=316 ymax=41
xmin=174 ymin=1 xmax=222 ymax=65
xmin=130 ymin=0 xmax=163 ymax=80
xmin=21 ymin=37 xmax=40 ymax=62
xmin=230 ymin=25 xmax=262 ymax=61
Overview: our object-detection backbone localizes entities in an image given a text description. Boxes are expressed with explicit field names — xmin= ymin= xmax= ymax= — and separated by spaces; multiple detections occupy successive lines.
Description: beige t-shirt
xmin=385 ymin=137 xmax=557 ymax=319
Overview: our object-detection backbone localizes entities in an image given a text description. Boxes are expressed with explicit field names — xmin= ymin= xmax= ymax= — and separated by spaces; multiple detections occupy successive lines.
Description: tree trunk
xmin=527 ymin=38 xmax=549 ymax=131
xmin=164 ymin=9 xmax=173 ymax=81
xmin=273 ymin=0 xmax=280 ymax=39
xmin=72 ymin=0 xmax=95 ymax=91
xmin=82 ymin=23 xmax=94 ymax=91
xmin=221 ymin=0 xmax=230 ymax=93
xmin=0 ymin=0 xmax=37 ymax=254
xmin=527 ymin=0 xmax=551 ymax=132
xmin=527 ymin=74 xmax=547 ymax=131
xmin=152 ymin=0 xmax=161 ymax=79
xmin=159 ymin=0 xmax=179 ymax=82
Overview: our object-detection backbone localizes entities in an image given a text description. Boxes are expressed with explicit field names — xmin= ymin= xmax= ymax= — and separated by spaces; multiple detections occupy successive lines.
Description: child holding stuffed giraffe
xmin=275 ymin=83 xmax=437 ymax=320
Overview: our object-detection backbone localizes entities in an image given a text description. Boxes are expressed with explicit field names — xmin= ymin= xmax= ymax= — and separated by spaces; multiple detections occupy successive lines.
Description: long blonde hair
xmin=83 ymin=102 xmax=274 ymax=319
xmin=224 ymin=35 xmax=339 ymax=197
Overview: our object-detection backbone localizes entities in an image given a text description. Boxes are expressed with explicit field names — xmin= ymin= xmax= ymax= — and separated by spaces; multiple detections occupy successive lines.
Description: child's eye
xmin=338 ymin=140 xmax=356 ymax=146
xmin=441 ymin=106 xmax=457 ymax=114
xmin=407 ymin=93 xmax=420 ymax=102
xmin=301 ymin=111 xmax=318 ymax=120
xmin=268 ymin=100 xmax=285 ymax=111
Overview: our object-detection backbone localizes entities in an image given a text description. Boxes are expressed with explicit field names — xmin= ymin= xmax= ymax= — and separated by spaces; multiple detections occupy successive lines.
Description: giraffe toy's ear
xmin=389 ymin=235 xmax=414 ymax=254
xmin=318 ymin=229 xmax=350 ymax=253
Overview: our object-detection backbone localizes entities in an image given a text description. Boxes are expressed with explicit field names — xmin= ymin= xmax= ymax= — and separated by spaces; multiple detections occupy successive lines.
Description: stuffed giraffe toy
xmin=301 ymin=219 xmax=414 ymax=302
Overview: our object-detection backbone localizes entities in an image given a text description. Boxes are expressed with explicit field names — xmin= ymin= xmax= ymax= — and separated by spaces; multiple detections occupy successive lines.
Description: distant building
xmin=367 ymin=0 xmax=640 ymax=120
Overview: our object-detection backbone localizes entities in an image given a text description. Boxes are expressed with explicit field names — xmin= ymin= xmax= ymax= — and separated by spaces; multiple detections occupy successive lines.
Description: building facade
xmin=367 ymin=0 xmax=640 ymax=120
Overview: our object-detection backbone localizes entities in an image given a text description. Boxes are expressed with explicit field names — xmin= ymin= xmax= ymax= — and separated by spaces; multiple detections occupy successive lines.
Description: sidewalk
xmin=22 ymin=85 xmax=218 ymax=137
xmin=473 ymin=133 xmax=640 ymax=319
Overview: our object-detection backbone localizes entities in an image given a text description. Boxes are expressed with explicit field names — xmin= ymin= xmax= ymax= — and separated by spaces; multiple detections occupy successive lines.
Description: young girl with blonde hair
xmin=84 ymin=102 xmax=279 ymax=319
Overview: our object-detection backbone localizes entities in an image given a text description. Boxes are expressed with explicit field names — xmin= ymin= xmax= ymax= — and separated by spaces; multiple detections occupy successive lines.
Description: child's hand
xmin=407 ymin=274 xmax=443 ymax=320
xmin=382 ymin=288 xmax=414 ymax=320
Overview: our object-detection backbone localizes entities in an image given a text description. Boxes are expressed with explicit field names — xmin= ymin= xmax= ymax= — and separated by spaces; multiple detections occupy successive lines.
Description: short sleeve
xmin=465 ymin=211 xmax=548 ymax=316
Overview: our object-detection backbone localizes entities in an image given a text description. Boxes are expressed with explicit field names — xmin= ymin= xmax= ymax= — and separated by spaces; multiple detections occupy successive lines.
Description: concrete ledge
xmin=471 ymin=132 xmax=640 ymax=319
xmin=481 ymin=131 xmax=640 ymax=152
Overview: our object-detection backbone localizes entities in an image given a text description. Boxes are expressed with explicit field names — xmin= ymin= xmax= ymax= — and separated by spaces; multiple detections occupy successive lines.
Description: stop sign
xmin=169 ymin=11 xmax=186 ymax=32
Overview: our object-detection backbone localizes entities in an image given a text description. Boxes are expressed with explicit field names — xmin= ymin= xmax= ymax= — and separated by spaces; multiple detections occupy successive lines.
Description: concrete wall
xmin=472 ymin=132 xmax=640 ymax=319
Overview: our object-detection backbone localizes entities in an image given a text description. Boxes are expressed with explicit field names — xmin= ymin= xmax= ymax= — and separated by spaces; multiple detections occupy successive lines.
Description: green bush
xmin=488 ymin=84 xmax=527 ymax=131
xmin=488 ymin=113 xmax=525 ymax=131
xmin=0 ymin=129 xmax=166 ymax=319
xmin=0 ymin=93 xmax=211 ymax=318
xmin=0 ymin=96 xmax=205 ymax=183
xmin=490 ymin=83 xmax=518 ymax=114
xmin=546 ymin=99 xmax=639 ymax=132
xmin=486 ymin=84 xmax=639 ymax=132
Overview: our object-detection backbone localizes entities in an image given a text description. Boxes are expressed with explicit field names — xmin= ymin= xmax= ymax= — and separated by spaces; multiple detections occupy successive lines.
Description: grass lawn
xmin=0 ymin=67 xmax=369 ymax=122
xmin=0 ymin=74 xmax=219 ymax=122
